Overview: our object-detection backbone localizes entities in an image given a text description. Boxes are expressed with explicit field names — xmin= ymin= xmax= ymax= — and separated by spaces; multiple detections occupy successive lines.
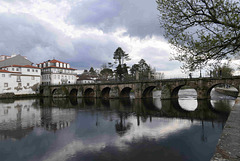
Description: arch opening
xmin=40 ymin=89 xmax=44 ymax=96
xmin=101 ymin=87 xmax=111 ymax=99
xmin=209 ymin=83 xmax=238 ymax=112
xmin=84 ymin=88 xmax=95 ymax=98
xmin=69 ymin=88 xmax=78 ymax=97
xmin=175 ymin=85 xmax=198 ymax=111
xmin=171 ymin=85 xmax=184 ymax=99
xmin=52 ymin=89 xmax=58 ymax=96
xmin=120 ymin=87 xmax=132 ymax=98
xmin=142 ymin=86 xmax=156 ymax=98
xmin=209 ymin=84 xmax=238 ymax=100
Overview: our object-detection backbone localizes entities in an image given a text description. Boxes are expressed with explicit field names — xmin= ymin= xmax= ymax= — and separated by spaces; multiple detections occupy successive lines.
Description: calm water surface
xmin=0 ymin=89 xmax=235 ymax=161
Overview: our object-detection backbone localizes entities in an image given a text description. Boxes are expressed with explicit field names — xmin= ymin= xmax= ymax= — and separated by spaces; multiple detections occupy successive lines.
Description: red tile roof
xmin=0 ymin=69 xmax=21 ymax=73
xmin=37 ymin=59 xmax=69 ymax=65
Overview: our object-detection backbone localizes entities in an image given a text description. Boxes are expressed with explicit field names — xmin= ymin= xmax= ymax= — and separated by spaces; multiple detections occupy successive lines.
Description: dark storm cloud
xmin=0 ymin=13 xmax=122 ymax=68
xmin=66 ymin=35 xmax=123 ymax=69
xmin=0 ymin=13 xmax=74 ymax=63
xmin=68 ymin=0 xmax=162 ymax=38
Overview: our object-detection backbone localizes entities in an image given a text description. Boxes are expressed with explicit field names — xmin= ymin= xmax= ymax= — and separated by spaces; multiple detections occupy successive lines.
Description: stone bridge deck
xmin=40 ymin=77 xmax=240 ymax=99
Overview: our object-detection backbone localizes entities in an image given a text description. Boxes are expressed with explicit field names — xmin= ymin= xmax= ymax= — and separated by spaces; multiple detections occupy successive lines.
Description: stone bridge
xmin=40 ymin=77 xmax=240 ymax=99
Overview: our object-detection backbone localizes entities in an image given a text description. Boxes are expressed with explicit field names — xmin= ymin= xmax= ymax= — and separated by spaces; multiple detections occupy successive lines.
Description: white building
xmin=0 ymin=55 xmax=11 ymax=61
xmin=36 ymin=59 xmax=77 ymax=85
xmin=0 ymin=65 xmax=41 ymax=95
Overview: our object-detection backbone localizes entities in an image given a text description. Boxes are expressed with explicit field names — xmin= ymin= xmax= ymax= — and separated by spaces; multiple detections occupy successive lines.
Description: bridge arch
xmin=120 ymin=87 xmax=132 ymax=98
xmin=142 ymin=86 xmax=156 ymax=98
xmin=171 ymin=85 xmax=185 ymax=99
xmin=207 ymin=83 xmax=239 ymax=99
xmin=101 ymin=87 xmax=111 ymax=99
xmin=84 ymin=88 xmax=95 ymax=97
xmin=40 ymin=88 xmax=44 ymax=96
xmin=52 ymin=88 xmax=58 ymax=95
xmin=69 ymin=88 xmax=78 ymax=97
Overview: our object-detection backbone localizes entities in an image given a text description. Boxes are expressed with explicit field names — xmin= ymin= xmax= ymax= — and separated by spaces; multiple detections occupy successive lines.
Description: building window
xmin=4 ymin=83 xmax=8 ymax=87
xmin=17 ymin=76 xmax=21 ymax=82
xmin=36 ymin=70 xmax=38 ymax=72
xmin=12 ymin=68 xmax=14 ymax=71
xmin=32 ymin=76 xmax=35 ymax=80
xmin=32 ymin=69 xmax=34 ymax=72
xmin=27 ymin=69 xmax=30 ymax=72
xmin=2 ymin=74 xmax=5 ymax=77
xmin=16 ymin=68 xmax=19 ymax=71
xmin=27 ymin=83 xmax=30 ymax=86
xmin=18 ymin=83 xmax=22 ymax=86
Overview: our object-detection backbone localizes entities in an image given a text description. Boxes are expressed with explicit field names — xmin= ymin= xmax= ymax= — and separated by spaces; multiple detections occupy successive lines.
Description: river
xmin=0 ymin=89 xmax=235 ymax=161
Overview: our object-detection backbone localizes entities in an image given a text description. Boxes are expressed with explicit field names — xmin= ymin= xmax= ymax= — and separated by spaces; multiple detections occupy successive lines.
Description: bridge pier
xmin=197 ymin=89 xmax=210 ymax=99
xmin=161 ymin=85 xmax=172 ymax=99
xmin=42 ymin=86 xmax=51 ymax=97
xmin=77 ymin=89 xmax=83 ymax=97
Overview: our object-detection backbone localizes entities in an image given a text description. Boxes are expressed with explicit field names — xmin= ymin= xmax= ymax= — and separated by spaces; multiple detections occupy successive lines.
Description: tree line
xmin=81 ymin=47 xmax=163 ymax=81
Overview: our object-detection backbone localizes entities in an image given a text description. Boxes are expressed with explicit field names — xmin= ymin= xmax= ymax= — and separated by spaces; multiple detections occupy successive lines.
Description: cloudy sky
xmin=0 ymin=0 xmax=185 ymax=77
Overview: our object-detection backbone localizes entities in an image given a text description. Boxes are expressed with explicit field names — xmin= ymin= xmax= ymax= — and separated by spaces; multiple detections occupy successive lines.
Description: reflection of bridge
xmin=40 ymin=77 xmax=240 ymax=99
xmin=42 ymin=97 xmax=230 ymax=122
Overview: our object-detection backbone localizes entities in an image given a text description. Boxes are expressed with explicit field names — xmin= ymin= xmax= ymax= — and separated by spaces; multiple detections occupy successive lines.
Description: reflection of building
xmin=0 ymin=65 xmax=41 ymax=95
xmin=0 ymin=99 xmax=77 ymax=140
xmin=36 ymin=59 xmax=77 ymax=85
xmin=40 ymin=107 xmax=76 ymax=132
xmin=0 ymin=100 xmax=40 ymax=140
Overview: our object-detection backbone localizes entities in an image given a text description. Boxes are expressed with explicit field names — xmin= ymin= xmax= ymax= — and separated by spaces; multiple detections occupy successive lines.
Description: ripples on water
xmin=0 ymin=89 xmax=235 ymax=161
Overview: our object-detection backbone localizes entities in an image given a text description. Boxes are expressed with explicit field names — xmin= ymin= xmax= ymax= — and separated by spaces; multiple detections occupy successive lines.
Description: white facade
xmin=37 ymin=59 xmax=77 ymax=85
xmin=0 ymin=55 xmax=11 ymax=61
xmin=0 ymin=65 xmax=41 ymax=95
xmin=77 ymin=79 xmax=95 ymax=84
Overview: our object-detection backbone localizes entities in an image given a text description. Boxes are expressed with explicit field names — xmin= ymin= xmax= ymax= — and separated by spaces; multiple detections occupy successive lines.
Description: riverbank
xmin=0 ymin=93 xmax=39 ymax=99
xmin=211 ymin=98 xmax=240 ymax=161
xmin=215 ymin=88 xmax=238 ymax=97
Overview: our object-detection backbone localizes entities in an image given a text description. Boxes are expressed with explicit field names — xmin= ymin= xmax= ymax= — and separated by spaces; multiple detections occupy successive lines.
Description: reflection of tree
xmin=201 ymin=120 xmax=207 ymax=142
xmin=211 ymin=100 xmax=232 ymax=113
xmin=120 ymin=98 xmax=132 ymax=107
xmin=115 ymin=113 xmax=132 ymax=136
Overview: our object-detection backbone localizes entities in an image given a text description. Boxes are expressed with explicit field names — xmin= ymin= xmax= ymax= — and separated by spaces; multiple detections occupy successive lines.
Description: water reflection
xmin=0 ymin=97 xmax=231 ymax=140
xmin=0 ymin=96 xmax=233 ymax=161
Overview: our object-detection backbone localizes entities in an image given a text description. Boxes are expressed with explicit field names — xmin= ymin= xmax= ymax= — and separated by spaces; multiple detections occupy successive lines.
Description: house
xmin=76 ymin=70 xmax=99 ymax=84
xmin=0 ymin=54 xmax=32 ymax=68
xmin=0 ymin=55 xmax=11 ymax=61
xmin=36 ymin=59 xmax=77 ymax=85
xmin=0 ymin=65 xmax=41 ymax=95
xmin=77 ymin=75 xmax=95 ymax=84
